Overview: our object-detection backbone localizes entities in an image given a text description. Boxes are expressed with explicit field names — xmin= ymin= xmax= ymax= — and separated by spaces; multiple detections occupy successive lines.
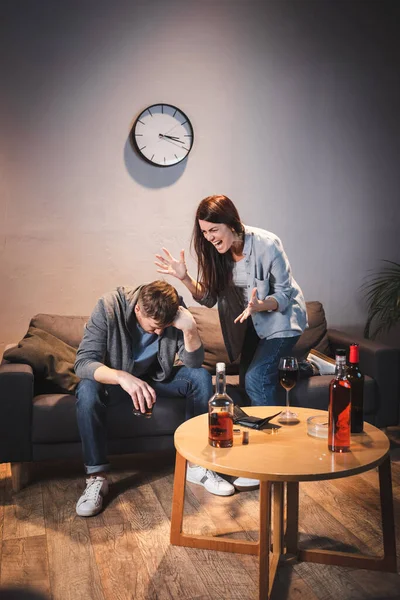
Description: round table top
xmin=174 ymin=406 xmax=390 ymax=482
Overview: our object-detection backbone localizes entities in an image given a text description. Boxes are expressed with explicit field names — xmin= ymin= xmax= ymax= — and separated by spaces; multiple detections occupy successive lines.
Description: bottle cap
xmin=216 ymin=362 xmax=226 ymax=372
xmin=349 ymin=343 xmax=359 ymax=363
xmin=335 ymin=349 xmax=347 ymax=364
xmin=335 ymin=349 xmax=346 ymax=357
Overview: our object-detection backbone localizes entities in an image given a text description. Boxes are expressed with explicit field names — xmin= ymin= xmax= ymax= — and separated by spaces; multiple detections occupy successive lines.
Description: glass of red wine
xmin=278 ymin=356 xmax=299 ymax=424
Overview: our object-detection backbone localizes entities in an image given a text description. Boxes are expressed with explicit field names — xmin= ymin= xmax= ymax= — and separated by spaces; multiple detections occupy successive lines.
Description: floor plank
xmin=42 ymin=478 xmax=104 ymax=600
xmin=185 ymin=478 xmax=258 ymax=540
xmin=350 ymin=568 xmax=400 ymax=599
xmin=187 ymin=483 xmax=259 ymax=540
xmin=117 ymin=476 xmax=212 ymax=599
xmin=89 ymin=523 xmax=157 ymax=600
xmin=2 ymin=475 xmax=46 ymax=541
xmin=298 ymin=483 xmax=373 ymax=555
xmin=272 ymin=564 xmax=320 ymax=600
xmin=293 ymin=562 xmax=370 ymax=600
xmin=0 ymin=535 xmax=50 ymax=595
xmin=301 ymin=478 xmax=384 ymax=556
xmin=328 ymin=473 xmax=400 ymax=563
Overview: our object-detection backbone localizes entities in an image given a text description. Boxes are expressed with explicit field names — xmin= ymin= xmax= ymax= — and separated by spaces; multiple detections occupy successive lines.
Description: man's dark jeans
xmin=75 ymin=366 xmax=213 ymax=475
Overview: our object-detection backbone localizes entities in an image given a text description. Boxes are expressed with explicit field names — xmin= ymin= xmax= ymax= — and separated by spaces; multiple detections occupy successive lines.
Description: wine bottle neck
xmin=335 ymin=357 xmax=347 ymax=378
xmin=216 ymin=370 xmax=226 ymax=395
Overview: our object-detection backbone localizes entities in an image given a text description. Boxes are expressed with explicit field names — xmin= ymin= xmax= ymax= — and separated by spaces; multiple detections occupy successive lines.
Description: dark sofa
xmin=1 ymin=301 xmax=398 ymax=491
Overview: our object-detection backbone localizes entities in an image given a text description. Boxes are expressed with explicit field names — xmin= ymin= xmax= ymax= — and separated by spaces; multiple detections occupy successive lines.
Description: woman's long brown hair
xmin=191 ymin=195 xmax=244 ymax=297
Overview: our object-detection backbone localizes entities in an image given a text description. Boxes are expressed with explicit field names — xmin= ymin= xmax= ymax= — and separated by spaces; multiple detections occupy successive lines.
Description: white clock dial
xmin=131 ymin=103 xmax=194 ymax=167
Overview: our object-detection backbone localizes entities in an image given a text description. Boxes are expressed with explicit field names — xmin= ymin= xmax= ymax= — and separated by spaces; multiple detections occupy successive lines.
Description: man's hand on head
xmin=117 ymin=371 xmax=156 ymax=413
xmin=172 ymin=306 xmax=197 ymax=333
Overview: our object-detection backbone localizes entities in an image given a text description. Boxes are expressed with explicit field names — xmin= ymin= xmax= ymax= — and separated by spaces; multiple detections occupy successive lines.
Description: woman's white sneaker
xmin=76 ymin=476 xmax=109 ymax=517
xmin=186 ymin=465 xmax=235 ymax=496
xmin=233 ymin=477 xmax=260 ymax=491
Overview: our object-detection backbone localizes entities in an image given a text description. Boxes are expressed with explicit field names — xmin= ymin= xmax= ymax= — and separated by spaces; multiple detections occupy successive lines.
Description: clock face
xmin=131 ymin=103 xmax=194 ymax=167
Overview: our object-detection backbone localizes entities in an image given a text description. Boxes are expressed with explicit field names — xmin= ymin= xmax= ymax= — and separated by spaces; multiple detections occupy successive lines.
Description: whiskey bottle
xmin=208 ymin=362 xmax=234 ymax=448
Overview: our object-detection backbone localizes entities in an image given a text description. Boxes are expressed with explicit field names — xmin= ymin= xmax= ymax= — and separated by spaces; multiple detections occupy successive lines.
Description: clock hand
xmin=160 ymin=134 xmax=184 ymax=142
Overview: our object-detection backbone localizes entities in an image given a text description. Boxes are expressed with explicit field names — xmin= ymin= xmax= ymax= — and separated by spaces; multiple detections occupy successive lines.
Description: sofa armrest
xmin=0 ymin=361 xmax=34 ymax=463
xmin=327 ymin=329 xmax=400 ymax=427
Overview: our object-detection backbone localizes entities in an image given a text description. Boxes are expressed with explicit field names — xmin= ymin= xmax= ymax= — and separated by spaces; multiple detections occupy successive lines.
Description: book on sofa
xmin=307 ymin=349 xmax=335 ymax=375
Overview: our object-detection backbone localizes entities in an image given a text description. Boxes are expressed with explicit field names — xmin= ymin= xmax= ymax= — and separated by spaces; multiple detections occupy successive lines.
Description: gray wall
xmin=1 ymin=0 xmax=399 ymax=354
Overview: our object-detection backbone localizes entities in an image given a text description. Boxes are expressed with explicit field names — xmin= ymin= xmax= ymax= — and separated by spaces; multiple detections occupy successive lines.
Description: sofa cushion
xmin=32 ymin=391 xmax=187 ymax=443
xmin=3 ymin=326 xmax=79 ymax=393
xmin=188 ymin=306 xmax=240 ymax=374
xmin=292 ymin=301 xmax=330 ymax=359
xmin=30 ymin=314 xmax=88 ymax=349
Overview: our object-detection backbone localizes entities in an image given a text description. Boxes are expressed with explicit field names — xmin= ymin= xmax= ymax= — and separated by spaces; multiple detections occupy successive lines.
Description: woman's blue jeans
xmin=75 ymin=366 xmax=213 ymax=475
xmin=240 ymin=321 xmax=300 ymax=406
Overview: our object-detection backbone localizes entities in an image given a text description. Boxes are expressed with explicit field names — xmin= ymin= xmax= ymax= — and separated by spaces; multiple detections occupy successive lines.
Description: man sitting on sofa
xmin=74 ymin=280 xmax=235 ymax=517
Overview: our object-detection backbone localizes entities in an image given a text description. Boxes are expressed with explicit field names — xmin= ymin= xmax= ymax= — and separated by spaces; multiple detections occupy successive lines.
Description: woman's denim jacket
xmin=197 ymin=225 xmax=308 ymax=350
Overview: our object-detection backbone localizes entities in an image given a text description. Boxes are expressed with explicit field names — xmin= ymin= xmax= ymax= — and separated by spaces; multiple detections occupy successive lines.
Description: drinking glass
xmin=132 ymin=403 xmax=154 ymax=418
xmin=278 ymin=356 xmax=299 ymax=424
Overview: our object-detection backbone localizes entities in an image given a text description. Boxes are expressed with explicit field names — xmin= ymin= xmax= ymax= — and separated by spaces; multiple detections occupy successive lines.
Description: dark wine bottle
xmin=328 ymin=349 xmax=351 ymax=452
xmin=348 ymin=343 xmax=364 ymax=433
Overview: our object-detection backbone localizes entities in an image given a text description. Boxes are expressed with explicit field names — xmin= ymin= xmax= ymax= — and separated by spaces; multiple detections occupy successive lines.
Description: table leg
xmin=286 ymin=482 xmax=299 ymax=555
xmin=259 ymin=481 xmax=273 ymax=600
xmin=11 ymin=462 xmax=29 ymax=492
xmin=170 ymin=451 xmax=187 ymax=545
xmin=273 ymin=482 xmax=284 ymax=554
xmin=379 ymin=455 xmax=397 ymax=572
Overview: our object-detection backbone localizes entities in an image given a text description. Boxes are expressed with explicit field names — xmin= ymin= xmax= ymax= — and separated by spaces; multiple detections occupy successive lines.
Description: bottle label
xmin=209 ymin=411 xmax=233 ymax=448
xmin=328 ymin=379 xmax=351 ymax=452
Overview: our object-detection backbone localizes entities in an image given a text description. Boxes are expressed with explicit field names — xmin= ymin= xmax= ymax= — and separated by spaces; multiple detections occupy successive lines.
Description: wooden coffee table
xmin=170 ymin=406 xmax=396 ymax=600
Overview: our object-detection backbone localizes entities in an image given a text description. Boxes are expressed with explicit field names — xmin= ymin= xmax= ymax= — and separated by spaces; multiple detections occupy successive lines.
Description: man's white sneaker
xmin=186 ymin=464 xmax=235 ymax=496
xmin=233 ymin=477 xmax=260 ymax=491
xmin=76 ymin=476 xmax=109 ymax=517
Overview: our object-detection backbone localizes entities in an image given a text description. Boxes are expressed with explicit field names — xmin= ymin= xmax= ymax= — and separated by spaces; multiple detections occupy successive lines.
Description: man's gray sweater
xmin=74 ymin=285 xmax=204 ymax=381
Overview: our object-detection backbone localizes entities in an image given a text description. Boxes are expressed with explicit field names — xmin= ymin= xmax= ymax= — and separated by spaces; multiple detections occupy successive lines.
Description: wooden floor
xmin=1 ymin=434 xmax=400 ymax=600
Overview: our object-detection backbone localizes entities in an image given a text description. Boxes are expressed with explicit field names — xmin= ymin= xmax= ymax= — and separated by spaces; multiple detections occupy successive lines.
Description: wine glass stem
xmin=286 ymin=389 xmax=290 ymax=412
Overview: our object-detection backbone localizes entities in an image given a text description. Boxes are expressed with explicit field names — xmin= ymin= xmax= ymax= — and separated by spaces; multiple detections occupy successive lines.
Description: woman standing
xmin=155 ymin=194 xmax=307 ymax=407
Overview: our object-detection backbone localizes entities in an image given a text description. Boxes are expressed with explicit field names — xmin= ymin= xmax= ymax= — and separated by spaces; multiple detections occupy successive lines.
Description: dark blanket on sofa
xmin=4 ymin=326 xmax=79 ymax=394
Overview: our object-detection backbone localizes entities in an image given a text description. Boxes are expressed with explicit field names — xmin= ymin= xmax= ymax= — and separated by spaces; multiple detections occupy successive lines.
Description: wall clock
xmin=131 ymin=103 xmax=194 ymax=167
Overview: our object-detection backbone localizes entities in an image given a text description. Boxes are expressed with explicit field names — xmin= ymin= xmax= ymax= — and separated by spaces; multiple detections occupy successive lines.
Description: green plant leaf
xmin=361 ymin=260 xmax=400 ymax=339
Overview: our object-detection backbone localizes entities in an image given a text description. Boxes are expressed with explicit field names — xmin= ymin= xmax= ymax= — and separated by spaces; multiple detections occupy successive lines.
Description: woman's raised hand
xmin=234 ymin=288 xmax=262 ymax=323
xmin=155 ymin=247 xmax=188 ymax=281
